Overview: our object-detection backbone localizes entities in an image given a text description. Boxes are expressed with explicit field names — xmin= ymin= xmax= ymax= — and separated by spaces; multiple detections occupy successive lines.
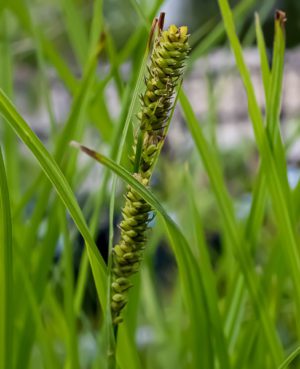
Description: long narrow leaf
xmin=179 ymin=89 xmax=284 ymax=365
xmin=0 ymin=148 xmax=13 ymax=369
xmin=218 ymin=0 xmax=300 ymax=340
xmin=0 ymin=89 xmax=107 ymax=308
xmin=278 ymin=346 xmax=300 ymax=369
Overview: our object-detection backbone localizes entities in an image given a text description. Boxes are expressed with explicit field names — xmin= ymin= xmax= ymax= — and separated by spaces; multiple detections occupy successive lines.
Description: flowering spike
xmin=110 ymin=22 xmax=190 ymax=325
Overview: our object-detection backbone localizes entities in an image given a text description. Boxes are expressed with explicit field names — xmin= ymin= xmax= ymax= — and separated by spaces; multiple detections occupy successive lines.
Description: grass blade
xmin=184 ymin=168 xmax=230 ymax=367
xmin=0 ymin=89 xmax=107 ymax=308
xmin=60 ymin=0 xmax=88 ymax=67
xmin=0 ymin=148 xmax=13 ymax=369
xmin=179 ymin=89 xmax=284 ymax=365
xmin=218 ymin=0 xmax=300 ymax=340
xmin=59 ymin=206 xmax=79 ymax=369
xmin=0 ymin=11 xmax=19 ymax=202
xmin=255 ymin=13 xmax=270 ymax=100
xmin=278 ymin=346 xmax=300 ymax=369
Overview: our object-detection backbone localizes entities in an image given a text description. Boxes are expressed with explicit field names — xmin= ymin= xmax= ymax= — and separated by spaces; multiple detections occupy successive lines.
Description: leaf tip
xmin=70 ymin=141 xmax=101 ymax=162
xmin=70 ymin=140 xmax=81 ymax=149
xmin=275 ymin=9 xmax=287 ymax=28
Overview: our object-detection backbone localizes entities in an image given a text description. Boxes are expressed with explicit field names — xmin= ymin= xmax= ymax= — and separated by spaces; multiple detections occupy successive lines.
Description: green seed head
xmin=110 ymin=22 xmax=190 ymax=326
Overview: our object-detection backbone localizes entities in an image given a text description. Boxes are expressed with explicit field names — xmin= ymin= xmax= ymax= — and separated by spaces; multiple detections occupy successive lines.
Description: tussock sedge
xmin=1 ymin=1 xmax=300 ymax=368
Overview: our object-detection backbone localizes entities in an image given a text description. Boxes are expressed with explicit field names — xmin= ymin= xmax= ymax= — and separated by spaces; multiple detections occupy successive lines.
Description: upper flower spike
xmin=110 ymin=22 xmax=190 ymax=326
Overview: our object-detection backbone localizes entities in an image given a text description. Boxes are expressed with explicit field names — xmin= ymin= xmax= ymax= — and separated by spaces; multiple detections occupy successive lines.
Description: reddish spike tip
xmin=70 ymin=141 xmax=98 ymax=160
xmin=158 ymin=12 xmax=165 ymax=31
xmin=80 ymin=145 xmax=98 ymax=159
xmin=275 ymin=9 xmax=287 ymax=25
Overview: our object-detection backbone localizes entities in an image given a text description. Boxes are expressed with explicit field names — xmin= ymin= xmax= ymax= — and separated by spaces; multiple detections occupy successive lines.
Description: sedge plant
xmin=1 ymin=0 xmax=300 ymax=368
xmin=74 ymin=14 xmax=190 ymax=366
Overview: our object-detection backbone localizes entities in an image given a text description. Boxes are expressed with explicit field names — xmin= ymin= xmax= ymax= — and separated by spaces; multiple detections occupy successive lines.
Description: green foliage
xmin=0 ymin=0 xmax=299 ymax=368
